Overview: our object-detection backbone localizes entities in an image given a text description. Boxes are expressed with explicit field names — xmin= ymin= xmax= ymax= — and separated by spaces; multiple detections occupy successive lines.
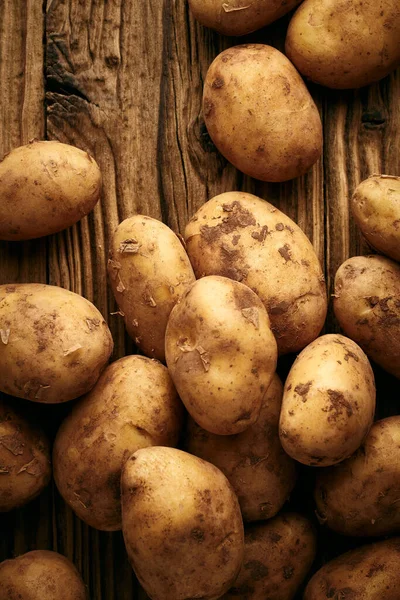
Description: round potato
xmin=108 ymin=215 xmax=195 ymax=362
xmin=286 ymin=0 xmax=400 ymax=89
xmin=0 ymin=398 xmax=51 ymax=512
xmin=0 ymin=140 xmax=101 ymax=240
xmin=165 ymin=276 xmax=277 ymax=435
xmin=334 ymin=255 xmax=400 ymax=379
xmin=352 ymin=175 xmax=400 ymax=262
xmin=279 ymin=334 xmax=376 ymax=466
xmin=185 ymin=374 xmax=297 ymax=521
xmin=0 ymin=283 xmax=113 ymax=403
xmin=121 ymin=446 xmax=244 ymax=600
xmin=0 ymin=550 xmax=87 ymax=600
xmin=184 ymin=192 xmax=327 ymax=355
xmin=203 ymin=44 xmax=322 ymax=182
xmin=54 ymin=355 xmax=183 ymax=531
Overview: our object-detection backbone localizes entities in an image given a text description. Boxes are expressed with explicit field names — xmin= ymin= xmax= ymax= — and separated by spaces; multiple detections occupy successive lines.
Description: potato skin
xmin=53 ymin=355 xmax=183 ymax=531
xmin=0 ymin=140 xmax=101 ymax=240
xmin=121 ymin=446 xmax=244 ymax=600
xmin=108 ymin=215 xmax=195 ymax=362
xmin=279 ymin=334 xmax=376 ymax=466
xmin=286 ymin=0 xmax=400 ymax=89
xmin=184 ymin=192 xmax=327 ymax=355
xmin=165 ymin=276 xmax=277 ymax=435
xmin=185 ymin=374 xmax=297 ymax=521
xmin=203 ymin=44 xmax=322 ymax=182
xmin=0 ymin=399 xmax=51 ymax=512
xmin=334 ymin=255 xmax=400 ymax=379
xmin=0 ymin=284 xmax=113 ymax=403
xmin=0 ymin=550 xmax=87 ymax=600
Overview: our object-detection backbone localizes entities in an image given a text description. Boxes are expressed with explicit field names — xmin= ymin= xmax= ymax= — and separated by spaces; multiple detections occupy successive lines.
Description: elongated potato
xmin=279 ymin=334 xmax=376 ymax=466
xmin=108 ymin=215 xmax=195 ymax=362
xmin=0 ymin=284 xmax=113 ymax=403
xmin=121 ymin=446 xmax=244 ymax=600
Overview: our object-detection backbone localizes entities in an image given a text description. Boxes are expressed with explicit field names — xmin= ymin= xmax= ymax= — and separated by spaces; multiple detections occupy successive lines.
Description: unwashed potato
xmin=108 ymin=215 xmax=195 ymax=362
xmin=184 ymin=192 xmax=327 ymax=355
xmin=334 ymin=255 xmax=400 ymax=379
xmin=0 ymin=140 xmax=101 ymax=240
xmin=53 ymin=355 xmax=183 ymax=531
xmin=304 ymin=538 xmax=400 ymax=600
xmin=0 ymin=550 xmax=87 ymax=600
xmin=315 ymin=416 xmax=400 ymax=537
xmin=165 ymin=276 xmax=277 ymax=435
xmin=0 ymin=283 xmax=113 ymax=403
xmin=0 ymin=398 xmax=51 ymax=512
xmin=351 ymin=175 xmax=400 ymax=262
xmin=203 ymin=44 xmax=322 ymax=182
xmin=121 ymin=446 xmax=244 ymax=600
xmin=279 ymin=334 xmax=376 ymax=466
xmin=185 ymin=374 xmax=297 ymax=521
xmin=286 ymin=0 xmax=400 ymax=89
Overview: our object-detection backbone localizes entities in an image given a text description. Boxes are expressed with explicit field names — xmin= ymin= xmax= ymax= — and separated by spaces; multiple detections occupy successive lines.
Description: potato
xmin=0 ymin=283 xmax=113 ymax=403
xmin=165 ymin=276 xmax=277 ymax=435
xmin=0 ymin=550 xmax=87 ymax=600
xmin=334 ymin=255 xmax=400 ymax=379
xmin=185 ymin=374 xmax=297 ymax=521
xmin=108 ymin=215 xmax=195 ymax=362
xmin=0 ymin=398 xmax=51 ymax=512
xmin=286 ymin=0 xmax=400 ymax=89
xmin=121 ymin=446 xmax=244 ymax=600
xmin=315 ymin=416 xmax=400 ymax=537
xmin=304 ymin=538 xmax=400 ymax=600
xmin=184 ymin=192 xmax=327 ymax=355
xmin=0 ymin=140 xmax=101 ymax=240
xmin=279 ymin=334 xmax=376 ymax=466
xmin=53 ymin=355 xmax=183 ymax=531
xmin=351 ymin=175 xmax=400 ymax=262
xmin=223 ymin=513 xmax=316 ymax=600
xmin=203 ymin=44 xmax=322 ymax=182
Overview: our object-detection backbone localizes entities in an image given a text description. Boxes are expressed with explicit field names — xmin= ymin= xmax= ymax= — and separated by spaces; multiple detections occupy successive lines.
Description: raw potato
xmin=0 ymin=283 xmax=113 ymax=403
xmin=165 ymin=276 xmax=277 ymax=435
xmin=0 ymin=398 xmax=51 ymax=512
xmin=304 ymin=538 xmax=400 ymax=600
xmin=351 ymin=175 xmax=400 ymax=262
xmin=121 ymin=446 xmax=244 ymax=600
xmin=0 ymin=550 xmax=87 ymax=600
xmin=279 ymin=334 xmax=376 ymax=466
xmin=0 ymin=140 xmax=101 ymax=240
xmin=223 ymin=513 xmax=316 ymax=600
xmin=184 ymin=192 xmax=327 ymax=355
xmin=203 ymin=44 xmax=322 ymax=182
xmin=185 ymin=374 xmax=297 ymax=521
xmin=53 ymin=356 xmax=183 ymax=531
xmin=315 ymin=416 xmax=400 ymax=537
xmin=334 ymin=255 xmax=400 ymax=379
xmin=286 ymin=0 xmax=400 ymax=89
xmin=108 ymin=215 xmax=195 ymax=362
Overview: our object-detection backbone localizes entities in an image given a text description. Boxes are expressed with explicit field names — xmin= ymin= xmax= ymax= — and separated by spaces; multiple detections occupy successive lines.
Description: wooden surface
xmin=0 ymin=0 xmax=399 ymax=598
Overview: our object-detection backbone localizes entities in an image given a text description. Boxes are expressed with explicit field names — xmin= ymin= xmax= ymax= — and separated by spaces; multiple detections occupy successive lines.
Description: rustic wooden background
xmin=0 ymin=0 xmax=399 ymax=598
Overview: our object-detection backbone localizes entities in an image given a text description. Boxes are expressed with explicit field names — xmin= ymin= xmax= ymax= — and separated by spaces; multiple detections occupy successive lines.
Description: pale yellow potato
xmin=0 ymin=283 xmax=113 ymax=403
xmin=165 ymin=276 xmax=277 ymax=435
xmin=203 ymin=44 xmax=322 ymax=182
xmin=185 ymin=374 xmax=297 ymax=521
xmin=53 ymin=355 xmax=183 ymax=531
xmin=184 ymin=192 xmax=327 ymax=355
xmin=279 ymin=334 xmax=376 ymax=466
xmin=121 ymin=446 xmax=244 ymax=600
xmin=286 ymin=0 xmax=400 ymax=89
xmin=108 ymin=215 xmax=195 ymax=362
xmin=0 ymin=140 xmax=101 ymax=240
xmin=334 ymin=255 xmax=400 ymax=379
